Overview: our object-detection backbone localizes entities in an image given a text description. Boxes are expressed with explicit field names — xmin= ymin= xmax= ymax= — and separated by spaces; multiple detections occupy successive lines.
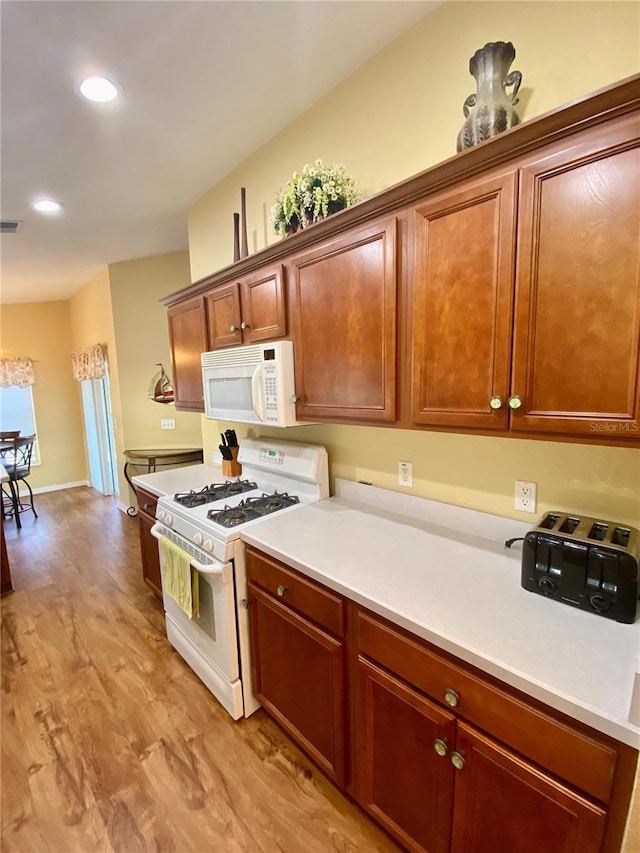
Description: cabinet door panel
xmin=138 ymin=511 xmax=162 ymax=600
xmin=167 ymin=296 xmax=208 ymax=412
xmin=512 ymin=116 xmax=640 ymax=437
xmin=205 ymin=283 xmax=243 ymax=349
xmin=248 ymin=582 xmax=345 ymax=786
xmin=291 ymin=218 xmax=397 ymax=422
xmin=354 ymin=656 xmax=456 ymax=853
xmin=240 ymin=265 xmax=286 ymax=342
xmin=451 ymin=723 xmax=606 ymax=853
xmin=411 ymin=173 xmax=517 ymax=429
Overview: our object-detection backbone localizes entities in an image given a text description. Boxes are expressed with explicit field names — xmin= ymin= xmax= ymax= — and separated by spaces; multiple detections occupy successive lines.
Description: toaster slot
xmin=612 ymin=527 xmax=630 ymax=548
xmin=559 ymin=517 xmax=580 ymax=535
xmin=539 ymin=513 xmax=561 ymax=530
xmin=588 ymin=522 xmax=608 ymax=542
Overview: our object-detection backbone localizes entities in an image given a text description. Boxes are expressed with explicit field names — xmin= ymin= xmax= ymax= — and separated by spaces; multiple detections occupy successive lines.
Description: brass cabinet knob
xmin=489 ymin=395 xmax=504 ymax=410
xmin=290 ymin=394 xmax=300 ymax=403
xmin=450 ymin=751 xmax=465 ymax=771
xmin=276 ymin=584 xmax=286 ymax=597
xmin=444 ymin=688 xmax=459 ymax=708
xmin=433 ymin=738 xmax=448 ymax=757
xmin=230 ymin=324 xmax=238 ymax=332
xmin=240 ymin=321 xmax=249 ymax=330
xmin=508 ymin=394 xmax=524 ymax=410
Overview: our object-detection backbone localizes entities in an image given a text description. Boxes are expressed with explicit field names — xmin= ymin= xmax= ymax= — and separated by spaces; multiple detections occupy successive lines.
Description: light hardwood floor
xmin=1 ymin=487 xmax=400 ymax=853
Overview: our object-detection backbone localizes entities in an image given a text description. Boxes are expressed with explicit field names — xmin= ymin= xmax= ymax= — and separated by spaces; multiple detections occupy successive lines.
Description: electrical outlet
xmin=398 ymin=461 xmax=413 ymax=488
xmin=160 ymin=419 xmax=176 ymax=430
xmin=515 ymin=480 xmax=537 ymax=513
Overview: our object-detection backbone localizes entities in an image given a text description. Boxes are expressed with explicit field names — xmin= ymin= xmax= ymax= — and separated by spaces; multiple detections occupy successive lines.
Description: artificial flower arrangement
xmin=270 ymin=159 xmax=360 ymax=237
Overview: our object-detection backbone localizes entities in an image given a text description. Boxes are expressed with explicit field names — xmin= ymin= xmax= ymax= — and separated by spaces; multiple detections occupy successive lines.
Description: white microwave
xmin=201 ymin=340 xmax=311 ymax=427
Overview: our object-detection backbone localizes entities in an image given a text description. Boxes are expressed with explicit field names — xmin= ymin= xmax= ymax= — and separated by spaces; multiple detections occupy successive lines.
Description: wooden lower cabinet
xmin=246 ymin=552 xmax=346 ymax=786
xmin=451 ymin=723 xmax=605 ymax=853
xmin=354 ymin=657 xmax=607 ymax=853
xmin=355 ymin=656 xmax=456 ymax=853
xmin=245 ymin=549 xmax=636 ymax=852
xmin=135 ymin=488 xmax=162 ymax=600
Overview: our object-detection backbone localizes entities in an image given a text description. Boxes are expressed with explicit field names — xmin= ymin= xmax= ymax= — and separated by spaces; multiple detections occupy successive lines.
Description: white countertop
xmin=131 ymin=463 xmax=222 ymax=498
xmin=241 ymin=478 xmax=640 ymax=749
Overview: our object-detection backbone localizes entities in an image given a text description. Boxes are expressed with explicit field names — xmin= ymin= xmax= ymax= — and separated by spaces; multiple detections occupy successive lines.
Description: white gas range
xmin=140 ymin=437 xmax=329 ymax=721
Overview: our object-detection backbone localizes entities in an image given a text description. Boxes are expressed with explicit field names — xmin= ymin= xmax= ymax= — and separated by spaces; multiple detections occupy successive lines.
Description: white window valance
xmin=0 ymin=357 xmax=36 ymax=388
xmin=71 ymin=344 xmax=106 ymax=381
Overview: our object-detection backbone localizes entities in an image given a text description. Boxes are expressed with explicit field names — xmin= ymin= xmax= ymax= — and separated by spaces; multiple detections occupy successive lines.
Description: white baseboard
xmin=31 ymin=480 xmax=90 ymax=495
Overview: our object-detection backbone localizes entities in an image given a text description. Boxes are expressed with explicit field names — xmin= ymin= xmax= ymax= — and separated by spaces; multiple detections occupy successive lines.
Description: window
xmin=0 ymin=385 xmax=40 ymax=464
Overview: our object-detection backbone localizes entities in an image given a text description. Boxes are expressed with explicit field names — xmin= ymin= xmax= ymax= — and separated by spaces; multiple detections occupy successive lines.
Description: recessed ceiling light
xmin=79 ymin=76 xmax=119 ymax=102
xmin=32 ymin=199 xmax=63 ymax=213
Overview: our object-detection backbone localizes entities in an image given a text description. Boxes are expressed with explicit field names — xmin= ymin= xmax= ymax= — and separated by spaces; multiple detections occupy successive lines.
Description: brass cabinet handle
xmin=444 ymin=688 xmax=459 ymax=708
xmin=230 ymin=324 xmax=238 ymax=332
xmin=290 ymin=395 xmax=300 ymax=403
xmin=508 ymin=394 xmax=524 ymax=410
xmin=240 ymin=321 xmax=249 ymax=330
xmin=276 ymin=584 xmax=287 ymax=597
xmin=450 ymin=751 xmax=465 ymax=771
xmin=433 ymin=738 xmax=449 ymax=757
xmin=489 ymin=395 xmax=504 ymax=410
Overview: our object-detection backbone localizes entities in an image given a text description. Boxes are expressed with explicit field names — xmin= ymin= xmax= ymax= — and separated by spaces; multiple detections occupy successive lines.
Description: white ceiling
xmin=0 ymin=0 xmax=438 ymax=305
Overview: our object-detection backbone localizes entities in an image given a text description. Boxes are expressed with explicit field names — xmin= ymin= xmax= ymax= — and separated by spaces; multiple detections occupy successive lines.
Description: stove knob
xmin=156 ymin=510 xmax=165 ymax=522
xmin=193 ymin=533 xmax=203 ymax=547
xmin=164 ymin=514 xmax=173 ymax=528
xmin=203 ymin=539 xmax=213 ymax=553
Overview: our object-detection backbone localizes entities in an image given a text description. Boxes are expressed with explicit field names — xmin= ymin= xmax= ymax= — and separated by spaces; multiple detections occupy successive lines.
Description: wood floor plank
xmin=1 ymin=487 xmax=400 ymax=852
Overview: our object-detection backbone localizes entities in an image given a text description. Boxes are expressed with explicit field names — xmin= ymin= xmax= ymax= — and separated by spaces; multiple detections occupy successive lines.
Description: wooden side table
xmin=123 ymin=447 xmax=203 ymax=515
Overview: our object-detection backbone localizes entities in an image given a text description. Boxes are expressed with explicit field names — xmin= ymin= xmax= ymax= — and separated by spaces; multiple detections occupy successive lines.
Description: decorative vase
xmin=456 ymin=41 xmax=522 ymax=153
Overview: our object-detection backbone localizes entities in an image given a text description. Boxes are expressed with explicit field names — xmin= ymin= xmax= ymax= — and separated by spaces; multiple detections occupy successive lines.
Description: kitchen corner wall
xmin=191 ymin=1 xmax=640 ymax=527
xmin=108 ymin=251 xmax=203 ymax=505
xmin=70 ymin=252 xmax=203 ymax=508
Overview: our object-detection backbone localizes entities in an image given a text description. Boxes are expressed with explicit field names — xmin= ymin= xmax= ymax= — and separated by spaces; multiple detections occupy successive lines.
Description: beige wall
xmin=189 ymin=0 xmax=639 ymax=280
xmin=0 ymin=301 xmax=87 ymax=490
xmin=69 ymin=267 xmax=125 ymax=497
xmin=191 ymin=0 xmax=639 ymax=525
xmin=108 ymin=251 xmax=203 ymax=503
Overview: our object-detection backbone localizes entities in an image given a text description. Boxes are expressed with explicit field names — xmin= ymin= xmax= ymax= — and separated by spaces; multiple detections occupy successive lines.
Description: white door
xmin=81 ymin=372 xmax=118 ymax=496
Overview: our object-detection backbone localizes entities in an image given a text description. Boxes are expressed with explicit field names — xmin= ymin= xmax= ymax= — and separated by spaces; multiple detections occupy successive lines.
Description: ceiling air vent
xmin=1 ymin=220 xmax=22 ymax=234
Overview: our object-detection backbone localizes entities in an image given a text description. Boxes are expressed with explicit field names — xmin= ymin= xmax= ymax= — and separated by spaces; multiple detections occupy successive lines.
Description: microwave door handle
xmin=251 ymin=364 xmax=265 ymax=421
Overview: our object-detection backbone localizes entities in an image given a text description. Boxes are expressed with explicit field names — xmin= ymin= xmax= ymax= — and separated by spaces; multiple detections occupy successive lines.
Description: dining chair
xmin=0 ymin=434 xmax=38 ymax=529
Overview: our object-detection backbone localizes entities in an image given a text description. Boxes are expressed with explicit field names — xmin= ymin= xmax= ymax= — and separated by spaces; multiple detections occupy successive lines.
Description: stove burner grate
xmin=174 ymin=480 xmax=258 ymax=508
xmin=207 ymin=491 xmax=300 ymax=528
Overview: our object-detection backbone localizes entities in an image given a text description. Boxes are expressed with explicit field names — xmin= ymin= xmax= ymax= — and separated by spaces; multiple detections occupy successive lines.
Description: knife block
xmin=222 ymin=447 xmax=242 ymax=478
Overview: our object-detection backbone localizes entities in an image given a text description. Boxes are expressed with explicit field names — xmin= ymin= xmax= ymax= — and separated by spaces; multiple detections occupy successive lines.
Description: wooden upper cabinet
xmin=511 ymin=114 xmax=640 ymax=438
xmin=205 ymin=264 xmax=286 ymax=349
xmin=411 ymin=172 xmax=518 ymax=429
xmin=290 ymin=217 xmax=397 ymax=422
xmin=167 ymin=295 xmax=208 ymax=412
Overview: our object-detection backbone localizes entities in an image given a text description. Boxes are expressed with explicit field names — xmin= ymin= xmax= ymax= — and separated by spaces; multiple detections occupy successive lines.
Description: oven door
xmin=151 ymin=524 xmax=244 ymax=719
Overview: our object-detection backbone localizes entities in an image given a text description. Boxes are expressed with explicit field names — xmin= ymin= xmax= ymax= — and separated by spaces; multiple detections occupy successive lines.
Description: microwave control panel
xmin=263 ymin=360 xmax=281 ymax=422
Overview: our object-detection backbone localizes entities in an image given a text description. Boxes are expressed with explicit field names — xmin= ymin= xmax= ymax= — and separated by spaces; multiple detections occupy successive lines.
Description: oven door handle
xmin=151 ymin=523 xmax=229 ymax=578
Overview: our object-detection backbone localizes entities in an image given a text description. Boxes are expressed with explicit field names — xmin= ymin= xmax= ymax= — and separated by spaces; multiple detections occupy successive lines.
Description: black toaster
xmin=521 ymin=512 xmax=640 ymax=623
